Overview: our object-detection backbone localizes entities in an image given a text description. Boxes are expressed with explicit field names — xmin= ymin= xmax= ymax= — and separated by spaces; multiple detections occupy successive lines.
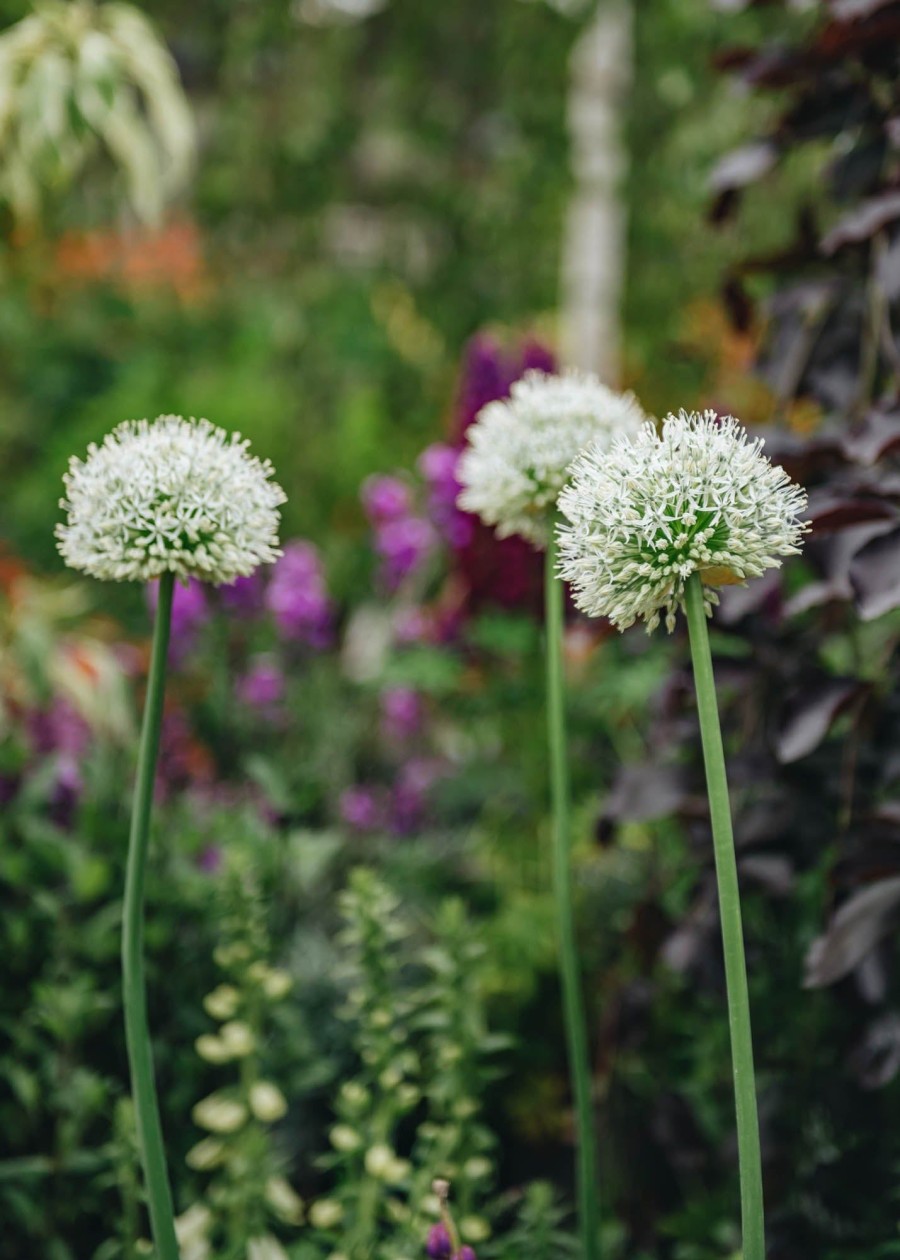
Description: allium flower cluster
xmin=56 ymin=416 xmax=285 ymax=584
xmin=557 ymin=410 xmax=808 ymax=633
xmin=457 ymin=370 xmax=645 ymax=547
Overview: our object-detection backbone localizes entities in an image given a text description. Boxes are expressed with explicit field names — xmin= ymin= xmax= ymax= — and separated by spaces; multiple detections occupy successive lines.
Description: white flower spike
xmin=457 ymin=369 xmax=646 ymax=547
xmin=56 ymin=415 xmax=286 ymax=585
xmin=557 ymin=409 xmax=808 ymax=633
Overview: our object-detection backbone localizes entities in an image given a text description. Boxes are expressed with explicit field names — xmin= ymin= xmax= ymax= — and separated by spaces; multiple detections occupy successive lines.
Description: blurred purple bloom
xmin=426 ymin=1224 xmax=452 ymax=1258
xmin=266 ymin=541 xmax=332 ymax=647
xmin=48 ymin=753 xmax=83 ymax=827
xmin=418 ymin=442 xmax=474 ymax=548
xmin=375 ymin=516 xmax=434 ymax=589
xmin=456 ymin=1248 xmax=477 ymax=1260
xmin=393 ymin=606 xmax=431 ymax=644
xmin=520 ymin=338 xmax=556 ymax=375
xmin=454 ymin=334 xmax=516 ymax=440
xmin=237 ymin=657 xmax=285 ymax=711
xmin=219 ymin=572 xmax=265 ymax=617
xmin=27 ymin=697 xmax=91 ymax=759
xmin=147 ymin=577 xmax=209 ymax=661
xmin=197 ymin=844 xmax=223 ymax=875
xmin=390 ymin=757 xmax=442 ymax=835
xmin=361 ymin=474 xmax=413 ymax=525
xmin=339 ymin=785 xmax=382 ymax=832
xmin=380 ymin=686 xmax=423 ymax=742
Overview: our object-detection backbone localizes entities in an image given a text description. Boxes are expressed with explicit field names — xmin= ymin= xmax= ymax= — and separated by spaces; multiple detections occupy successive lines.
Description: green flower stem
xmin=545 ymin=536 xmax=600 ymax=1260
xmin=684 ymin=572 xmax=765 ymax=1260
xmin=122 ymin=569 xmax=179 ymax=1260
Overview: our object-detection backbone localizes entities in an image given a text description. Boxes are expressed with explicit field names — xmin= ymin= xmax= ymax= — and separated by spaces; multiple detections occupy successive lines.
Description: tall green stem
xmin=684 ymin=573 xmax=765 ymax=1260
xmin=122 ymin=569 xmax=179 ymax=1260
xmin=545 ymin=537 xmax=600 ymax=1260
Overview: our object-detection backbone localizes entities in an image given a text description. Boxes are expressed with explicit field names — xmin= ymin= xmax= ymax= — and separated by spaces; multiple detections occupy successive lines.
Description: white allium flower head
xmin=557 ymin=409 xmax=808 ymax=634
xmin=56 ymin=415 xmax=286 ymax=584
xmin=456 ymin=369 xmax=646 ymax=547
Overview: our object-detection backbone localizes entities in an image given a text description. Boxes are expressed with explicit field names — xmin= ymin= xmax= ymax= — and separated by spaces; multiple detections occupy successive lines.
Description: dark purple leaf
xmin=849 ymin=1013 xmax=900 ymax=1089
xmin=709 ymin=142 xmax=777 ymax=194
xmin=784 ymin=523 xmax=895 ymax=613
xmin=716 ymin=569 xmax=782 ymax=624
xmin=804 ymin=875 xmax=900 ymax=987
xmin=738 ymin=854 xmax=795 ymax=895
xmin=603 ymin=764 xmax=687 ymax=824
xmin=829 ymin=0 xmax=896 ymax=18
xmin=821 ymin=191 xmax=900 ymax=254
xmin=805 ymin=491 xmax=897 ymax=531
xmin=776 ymin=676 xmax=865 ymax=763
xmin=877 ymin=230 xmax=900 ymax=299
xmin=843 ymin=409 xmax=900 ymax=464
xmin=850 ymin=525 xmax=900 ymax=618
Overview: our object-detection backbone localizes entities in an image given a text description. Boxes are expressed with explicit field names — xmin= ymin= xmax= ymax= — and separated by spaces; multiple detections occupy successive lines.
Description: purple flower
xmin=48 ymin=753 xmax=83 ymax=827
xmin=197 ymin=844 xmax=223 ymax=875
xmin=390 ymin=757 xmax=442 ymax=835
xmin=266 ymin=541 xmax=332 ymax=647
xmin=393 ymin=606 xmax=431 ymax=644
xmin=520 ymin=338 xmax=556 ymax=375
xmin=418 ymin=443 xmax=474 ymax=549
xmin=147 ymin=577 xmax=209 ymax=661
xmin=375 ymin=516 xmax=434 ymax=589
xmin=361 ymin=475 xmax=413 ymax=525
xmin=237 ymin=657 xmax=284 ymax=711
xmin=380 ymin=686 xmax=423 ymax=742
xmin=27 ymin=698 xmax=91 ymax=759
xmin=339 ymin=785 xmax=382 ymax=832
xmin=426 ymin=1224 xmax=452 ymax=1258
xmin=219 ymin=572 xmax=264 ymax=617
xmin=454 ymin=334 xmax=516 ymax=440
xmin=456 ymin=1248 xmax=477 ymax=1260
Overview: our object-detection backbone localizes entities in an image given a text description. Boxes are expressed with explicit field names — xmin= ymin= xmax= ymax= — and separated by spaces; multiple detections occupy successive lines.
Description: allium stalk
xmin=545 ymin=532 xmax=600 ymax=1260
xmin=557 ymin=410 xmax=808 ymax=1259
xmin=683 ymin=571 xmax=764 ymax=1260
xmin=122 ymin=569 xmax=179 ymax=1260
xmin=57 ymin=415 xmax=285 ymax=1259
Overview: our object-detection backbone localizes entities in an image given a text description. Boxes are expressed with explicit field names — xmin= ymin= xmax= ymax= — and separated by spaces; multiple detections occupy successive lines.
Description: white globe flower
xmin=56 ymin=416 xmax=285 ymax=584
xmin=456 ymin=369 xmax=646 ymax=547
xmin=557 ymin=410 xmax=808 ymax=633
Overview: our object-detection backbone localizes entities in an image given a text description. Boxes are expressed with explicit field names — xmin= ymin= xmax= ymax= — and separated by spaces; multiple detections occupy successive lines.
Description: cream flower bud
xmin=457 ymin=370 xmax=645 ymax=547
xmin=192 ymin=1093 xmax=248 ymax=1134
xmin=265 ymin=1176 xmax=305 ymax=1225
xmin=309 ymin=1199 xmax=344 ymax=1229
xmin=185 ymin=1137 xmax=227 ymax=1170
xmin=557 ymin=410 xmax=808 ymax=633
xmin=364 ymin=1143 xmax=395 ymax=1178
xmin=56 ymin=415 xmax=285 ymax=584
xmin=203 ymin=984 xmax=240 ymax=1020
xmin=219 ymin=1021 xmax=255 ymax=1058
xmin=247 ymin=1236 xmax=290 ymax=1260
xmin=249 ymin=1081 xmax=288 ymax=1123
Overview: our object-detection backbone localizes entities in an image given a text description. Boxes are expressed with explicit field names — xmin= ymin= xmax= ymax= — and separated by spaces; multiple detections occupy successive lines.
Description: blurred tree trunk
xmin=560 ymin=0 xmax=632 ymax=383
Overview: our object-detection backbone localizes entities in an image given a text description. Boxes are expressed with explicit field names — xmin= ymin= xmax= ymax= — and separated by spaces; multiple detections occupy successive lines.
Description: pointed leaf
xmin=805 ymin=876 xmax=900 ymax=986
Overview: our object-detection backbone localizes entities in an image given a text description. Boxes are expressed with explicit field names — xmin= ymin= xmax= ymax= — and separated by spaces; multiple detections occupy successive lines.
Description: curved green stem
xmin=122 ymin=570 xmax=179 ymax=1260
xmin=545 ymin=537 xmax=600 ymax=1260
xmin=684 ymin=573 xmax=765 ymax=1260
